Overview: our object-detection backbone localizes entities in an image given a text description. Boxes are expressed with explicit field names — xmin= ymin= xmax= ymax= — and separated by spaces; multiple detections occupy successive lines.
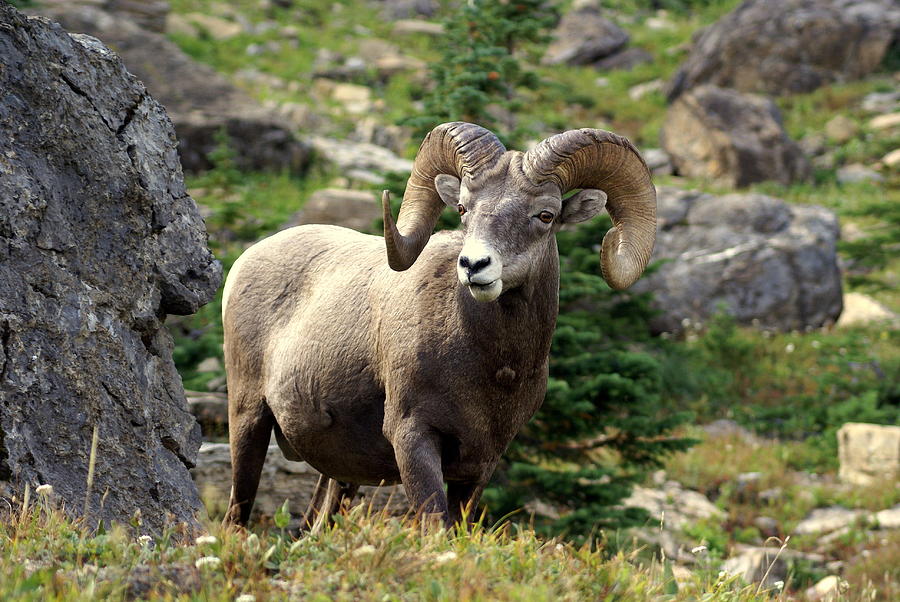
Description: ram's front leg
xmin=393 ymin=426 xmax=450 ymax=526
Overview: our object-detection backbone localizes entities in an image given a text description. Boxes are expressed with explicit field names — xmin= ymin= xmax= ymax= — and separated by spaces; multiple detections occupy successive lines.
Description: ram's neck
xmin=456 ymin=238 xmax=559 ymax=369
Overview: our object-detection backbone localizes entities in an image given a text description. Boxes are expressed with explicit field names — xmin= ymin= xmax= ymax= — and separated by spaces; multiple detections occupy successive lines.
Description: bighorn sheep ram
xmin=222 ymin=122 xmax=656 ymax=528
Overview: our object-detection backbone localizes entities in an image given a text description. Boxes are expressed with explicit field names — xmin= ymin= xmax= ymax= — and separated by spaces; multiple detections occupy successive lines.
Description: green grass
xmin=1 ymin=495 xmax=795 ymax=601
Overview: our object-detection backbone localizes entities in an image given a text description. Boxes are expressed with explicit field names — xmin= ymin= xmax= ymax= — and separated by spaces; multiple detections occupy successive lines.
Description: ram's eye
xmin=457 ymin=204 xmax=467 ymax=216
xmin=538 ymin=211 xmax=554 ymax=224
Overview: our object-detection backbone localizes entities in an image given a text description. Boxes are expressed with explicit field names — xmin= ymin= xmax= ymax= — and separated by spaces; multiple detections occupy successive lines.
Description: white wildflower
xmin=773 ymin=580 xmax=784 ymax=591
xmin=811 ymin=340 xmax=821 ymax=349
xmin=36 ymin=484 xmax=53 ymax=496
xmin=138 ymin=535 xmax=153 ymax=546
xmin=691 ymin=545 xmax=707 ymax=555
xmin=435 ymin=551 xmax=458 ymax=564
xmin=195 ymin=556 xmax=222 ymax=570
xmin=785 ymin=343 xmax=795 ymax=353
xmin=195 ymin=535 xmax=218 ymax=546
xmin=244 ymin=533 xmax=260 ymax=554
xmin=235 ymin=595 xmax=256 ymax=602
xmin=352 ymin=544 xmax=377 ymax=557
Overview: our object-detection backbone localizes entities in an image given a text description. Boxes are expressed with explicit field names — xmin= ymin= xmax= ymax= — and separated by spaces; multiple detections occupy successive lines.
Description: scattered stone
xmin=165 ymin=13 xmax=199 ymax=37
xmin=283 ymin=189 xmax=381 ymax=233
xmin=641 ymin=148 xmax=673 ymax=176
xmin=106 ymin=0 xmax=170 ymax=32
xmin=594 ymin=47 xmax=653 ymax=71
xmin=869 ymin=112 xmax=900 ymax=130
xmin=376 ymin=0 xmax=439 ymax=20
xmin=392 ymin=19 xmax=444 ymax=36
xmin=874 ymin=505 xmax=900 ymax=529
xmin=836 ymin=293 xmax=899 ymax=328
xmin=35 ymin=4 xmax=311 ymax=174
xmin=633 ymin=187 xmax=842 ymax=333
xmin=806 ymin=575 xmax=848 ymax=601
xmin=722 ymin=546 xmax=788 ymax=589
xmin=0 ymin=4 xmax=221 ymax=532
xmin=542 ymin=7 xmax=630 ymax=66
xmin=309 ymin=136 xmax=413 ymax=183
xmin=667 ymin=0 xmax=900 ymax=100
xmin=628 ymin=79 xmax=664 ymax=101
xmin=701 ymin=419 xmax=756 ymax=442
xmin=178 ymin=13 xmax=243 ymax=40
xmin=622 ymin=483 xmax=723 ymax=530
xmin=330 ymin=83 xmax=373 ymax=114
xmin=661 ymin=86 xmax=810 ymax=187
xmin=195 ymin=357 xmax=222 ymax=374
xmin=191 ymin=443 xmax=408 ymax=526
xmin=837 ymin=423 xmax=900 ymax=486
xmin=759 ymin=488 xmax=784 ymax=503
xmin=861 ymin=90 xmax=900 ymax=113
xmin=800 ymin=133 xmax=827 ymax=157
xmin=836 ymin=163 xmax=884 ymax=184
xmin=753 ymin=516 xmax=781 ymax=538
xmin=824 ymin=115 xmax=859 ymax=144
xmin=882 ymin=148 xmax=900 ymax=168
xmin=794 ymin=506 xmax=866 ymax=535
xmin=185 ymin=391 xmax=229 ymax=440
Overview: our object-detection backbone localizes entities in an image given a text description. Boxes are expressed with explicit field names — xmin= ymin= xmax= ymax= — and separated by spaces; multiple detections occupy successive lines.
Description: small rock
xmin=799 ymin=133 xmax=826 ymax=156
xmin=874 ymin=505 xmax=900 ymax=529
xmin=869 ymin=112 xmax=900 ymax=130
xmin=793 ymin=506 xmax=865 ymax=535
xmin=836 ymin=293 xmax=899 ymax=328
xmin=759 ymin=487 xmax=784 ymax=503
xmin=180 ymin=13 xmax=243 ymax=40
xmin=205 ymin=375 xmax=227 ymax=393
xmin=836 ymin=164 xmax=884 ymax=184
xmin=882 ymin=148 xmax=900 ymax=168
xmin=593 ymin=47 xmax=653 ymax=71
xmin=392 ymin=19 xmax=444 ymax=36
xmin=701 ymin=419 xmax=756 ymax=442
xmin=196 ymin=357 xmax=222 ymax=374
xmin=628 ymin=79 xmax=664 ymax=101
xmin=641 ymin=148 xmax=673 ymax=176
xmin=165 ymin=13 xmax=199 ymax=37
xmin=542 ymin=8 xmax=630 ymax=66
xmin=753 ymin=516 xmax=780 ymax=538
xmin=838 ymin=421 xmax=899 ymax=484
xmin=861 ymin=91 xmax=900 ymax=113
xmin=330 ymin=83 xmax=372 ymax=114
xmin=283 ymin=188 xmax=381 ymax=233
xmin=805 ymin=575 xmax=848 ymax=601
xmin=824 ymin=115 xmax=859 ymax=144
xmin=722 ymin=547 xmax=787 ymax=589
xmin=622 ymin=483 xmax=723 ymax=530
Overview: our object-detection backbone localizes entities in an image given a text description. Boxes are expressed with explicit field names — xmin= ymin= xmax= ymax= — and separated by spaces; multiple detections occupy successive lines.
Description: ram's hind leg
xmin=223 ymin=389 xmax=275 ymax=528
xmin=301 ymin=476 xmax=359 ymax=534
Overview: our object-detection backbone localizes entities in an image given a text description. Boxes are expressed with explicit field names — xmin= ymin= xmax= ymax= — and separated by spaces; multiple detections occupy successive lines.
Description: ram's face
xmin=434 ymin=172 xmax=606 ymax=302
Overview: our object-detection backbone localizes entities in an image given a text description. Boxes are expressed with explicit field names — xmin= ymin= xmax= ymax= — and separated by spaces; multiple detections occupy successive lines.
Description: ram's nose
xmin=458 ymin=255 xmax=492 ymax=281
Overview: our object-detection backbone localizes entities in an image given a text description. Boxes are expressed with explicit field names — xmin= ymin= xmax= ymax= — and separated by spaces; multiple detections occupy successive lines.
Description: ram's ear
xmin=560 ymin=189 xmax=607 ymax=224
xmin=434 ymin=174 xmax=461 ymax=208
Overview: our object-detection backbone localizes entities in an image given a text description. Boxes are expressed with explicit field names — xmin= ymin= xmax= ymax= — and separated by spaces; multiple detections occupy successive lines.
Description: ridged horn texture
xmin=383 ymin=122 xmax=506 ymax=271
xmin=523 ymin=129 xmax=657 ymax=290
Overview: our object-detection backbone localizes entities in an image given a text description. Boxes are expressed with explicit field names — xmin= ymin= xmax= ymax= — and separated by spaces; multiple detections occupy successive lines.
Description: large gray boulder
xmin=33 ymin=3 xmax=311 ymax=174
xmin=633 ymin=188 xmax=842 ymax=333
xmin=668 ymin=0 xmax=900 ymax=100
xmin=660 ymin=86 xmax=810 ymax=188
xmin=0 ymin=5 xmax=221 ymax=531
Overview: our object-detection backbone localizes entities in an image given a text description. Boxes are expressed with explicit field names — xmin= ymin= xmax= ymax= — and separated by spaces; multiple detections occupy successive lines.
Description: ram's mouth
xmin=467 ymin=279 xmax=502 ymax=302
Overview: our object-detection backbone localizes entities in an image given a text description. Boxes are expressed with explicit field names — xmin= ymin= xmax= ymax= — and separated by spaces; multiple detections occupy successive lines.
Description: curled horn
xmin=383 ymin=122 xmax=506 ymax=271
xmin=523 ymin=129 xmax=656 ymax=290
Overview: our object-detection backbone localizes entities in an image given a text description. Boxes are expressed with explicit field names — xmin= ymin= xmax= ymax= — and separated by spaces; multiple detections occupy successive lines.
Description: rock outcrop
xmin=667 ymin=0 xmax=900 ymax=100
xmin=660 ymin=85 xmax=810 ymax=187
xmin=32 ymin=3 xmax=311 ymax=174
xmin=633 ymin=187 xmax=842 ymax=333
xmin=0 ymin=5 xmax=221 ymax=531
